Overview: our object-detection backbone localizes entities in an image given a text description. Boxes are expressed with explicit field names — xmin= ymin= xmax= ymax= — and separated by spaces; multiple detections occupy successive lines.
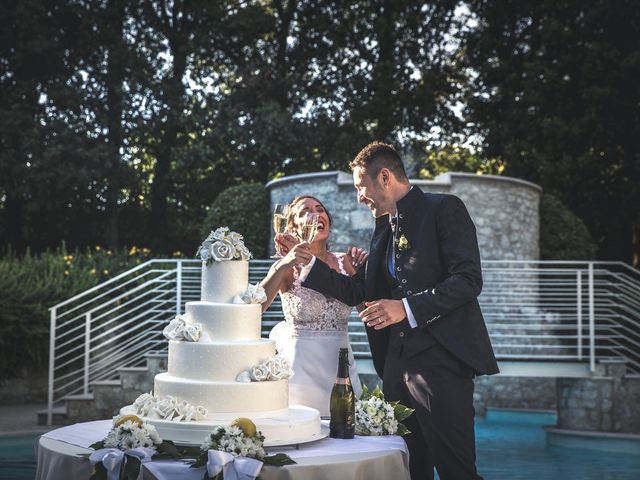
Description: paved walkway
xmin=0 ymin=404 xmax=51 ymax=435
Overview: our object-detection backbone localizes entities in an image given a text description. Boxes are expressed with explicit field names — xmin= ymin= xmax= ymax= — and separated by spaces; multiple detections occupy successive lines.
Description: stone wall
xmin=556 ymin=360 xmax=640 ymax=434
xmin=0 ymin=373 xmax=47 ymax=405
xmin=473 ymin=376 xmax=557 ymax=416
xmin=266 ymin=171 xmax=542 ymax=260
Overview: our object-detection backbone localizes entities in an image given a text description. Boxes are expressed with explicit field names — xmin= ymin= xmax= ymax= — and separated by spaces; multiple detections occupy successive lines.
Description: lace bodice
xmin=280 ymin=254 xmax=353 ymax=335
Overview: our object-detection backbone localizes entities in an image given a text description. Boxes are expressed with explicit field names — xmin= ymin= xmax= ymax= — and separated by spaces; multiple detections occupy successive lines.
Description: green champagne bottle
xmin=329 ymin=347 xmax=355 ymax=439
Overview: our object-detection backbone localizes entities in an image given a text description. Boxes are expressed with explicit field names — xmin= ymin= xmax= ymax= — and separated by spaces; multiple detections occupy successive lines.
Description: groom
xmin=298 ymin=142 xmax=498 ymax=480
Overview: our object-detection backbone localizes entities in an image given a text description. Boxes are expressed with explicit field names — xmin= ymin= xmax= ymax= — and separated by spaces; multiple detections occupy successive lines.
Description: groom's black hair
xmin=350 ymin=141 xmax=409 ymax=183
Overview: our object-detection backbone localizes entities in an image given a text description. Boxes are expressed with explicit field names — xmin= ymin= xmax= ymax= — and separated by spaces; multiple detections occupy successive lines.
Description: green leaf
xmin=263 ymin=453 xmax=297 ymax=466
xmin=190 ymin=452 xmax=208 ymax=469
xmin=156 ymin=440 xmax=181 ymax=458
xmin=396 ymin=423 xmax=411 ymax=436
xmin=123 ymin=455 xmax=141 ymax=480
xmin=394 ymin=404 xmax=415 ymax=422
xmin=89 ymin=461 xmax=108 ymax=480
xmin=359 ymin=384 xmax=370 ymax=401
xmin=89 ymin=440 xmax=105 ymax=450
xmin=371 ymin=384 xmax=384 ymax=400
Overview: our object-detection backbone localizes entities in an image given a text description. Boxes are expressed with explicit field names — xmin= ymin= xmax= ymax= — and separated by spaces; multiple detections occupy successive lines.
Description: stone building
xmin=266 ymin=171 xmax=542 ymax=260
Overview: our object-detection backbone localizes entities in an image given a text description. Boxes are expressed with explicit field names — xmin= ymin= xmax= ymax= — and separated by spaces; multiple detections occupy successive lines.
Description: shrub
xmin=0 ymin=245 xmax=156 ymax=379
xmin=200 ymin=183 xmax=270 ymax=259
xmin=540 ymin=193 xmax=597 ymax=260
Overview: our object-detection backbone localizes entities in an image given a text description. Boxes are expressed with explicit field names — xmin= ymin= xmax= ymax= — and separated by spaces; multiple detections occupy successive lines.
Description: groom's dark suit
xmin=303 ymin=186 xmax=498 ymax=480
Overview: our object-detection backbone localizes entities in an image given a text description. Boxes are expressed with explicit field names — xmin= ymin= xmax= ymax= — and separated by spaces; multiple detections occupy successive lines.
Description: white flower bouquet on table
xmin=355 ymin=385 xmax=414 ymax=436
xmin=191 ymin=418 xmax=295 ymax=479
xmin=197 ymin=227 xmax=252 ymax=265
xmin=85 ymin=414 xmax=181 ymax=480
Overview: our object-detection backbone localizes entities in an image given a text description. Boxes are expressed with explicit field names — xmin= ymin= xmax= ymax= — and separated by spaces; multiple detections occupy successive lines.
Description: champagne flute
xmin=299 ymin=212 xmax=319 ymax=244
xmin=295 ymin=213 xmax=319 ymax=267
xmin=271 ymin=203 xmax=290 ymax=259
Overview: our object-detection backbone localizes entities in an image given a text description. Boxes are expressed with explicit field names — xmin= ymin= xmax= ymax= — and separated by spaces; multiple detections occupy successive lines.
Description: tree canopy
xmin=1 ymin=0 xmax=638 ymax=264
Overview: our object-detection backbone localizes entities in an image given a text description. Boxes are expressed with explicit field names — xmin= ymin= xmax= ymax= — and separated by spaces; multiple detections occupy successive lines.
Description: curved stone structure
xmin=266 ymin=171 xmax=542 ymax=260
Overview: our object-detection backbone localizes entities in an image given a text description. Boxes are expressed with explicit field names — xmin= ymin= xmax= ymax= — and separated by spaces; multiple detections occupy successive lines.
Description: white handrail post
xmin=84 ymin=312 xmax=91 ymax=394
xmin=47 ymin=307 xmax=57 ymax=426
xmin=176 ymin=260 xmax=182 ymax=315
xmin=588 ymin=262 xmax=596 ymax=373
xmin=577 ymin=270 xmax=583 ymax=360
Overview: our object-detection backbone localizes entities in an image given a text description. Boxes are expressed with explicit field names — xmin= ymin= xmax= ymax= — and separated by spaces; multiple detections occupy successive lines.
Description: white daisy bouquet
xmin=355 ymin=385 xmax=414 ymax=436
xmin=86 ymin=415 xmax=180 ymax=480
xmin=200 ymin=425 xmax=266 ymax=460
xmin=197 ymin=227 xmax=252 ymax=264
xmin=191 ymin=418 xmax=295 ymax=477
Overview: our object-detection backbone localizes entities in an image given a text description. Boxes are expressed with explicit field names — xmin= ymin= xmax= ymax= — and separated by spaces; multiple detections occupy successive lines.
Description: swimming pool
xmin=0 ymin=434 xmax=38 ymax=480
xmin=3 ymin=412 xmax=639 ymax=479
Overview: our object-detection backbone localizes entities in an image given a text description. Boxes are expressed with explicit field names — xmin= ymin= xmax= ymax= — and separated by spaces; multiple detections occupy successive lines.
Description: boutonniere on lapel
xmin=396 ymin=234 xmax=410 ymax=252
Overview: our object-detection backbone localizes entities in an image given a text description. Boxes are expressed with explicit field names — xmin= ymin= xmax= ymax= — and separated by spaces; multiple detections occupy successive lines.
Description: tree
xmin=462 ymin=0 xmax=640 ymax=263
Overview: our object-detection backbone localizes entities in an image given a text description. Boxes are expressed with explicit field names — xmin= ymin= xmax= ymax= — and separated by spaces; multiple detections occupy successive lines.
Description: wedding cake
xmin=120 ymin=227 xmax=322 ymax=446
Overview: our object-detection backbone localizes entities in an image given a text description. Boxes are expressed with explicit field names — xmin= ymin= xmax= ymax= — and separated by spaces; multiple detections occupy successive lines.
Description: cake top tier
xmin=197 ymin=227 xmax=252 ymax=264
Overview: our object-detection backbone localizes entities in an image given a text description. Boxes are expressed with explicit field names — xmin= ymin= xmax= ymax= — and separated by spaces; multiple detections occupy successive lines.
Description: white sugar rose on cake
xmin=119 ymin=227 xmax=323 ymax=446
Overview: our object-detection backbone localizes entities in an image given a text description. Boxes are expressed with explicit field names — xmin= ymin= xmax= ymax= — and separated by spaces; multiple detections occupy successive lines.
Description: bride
xmin=259 ymin=196 xmax=367 ymax=416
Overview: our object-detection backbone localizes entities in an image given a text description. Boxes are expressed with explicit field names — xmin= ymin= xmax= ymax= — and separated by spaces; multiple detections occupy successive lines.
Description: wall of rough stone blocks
xmin=266 ymin=171 xmax=542 ymax=260
xmin=556 ymin=360 xmax=640 ymax=433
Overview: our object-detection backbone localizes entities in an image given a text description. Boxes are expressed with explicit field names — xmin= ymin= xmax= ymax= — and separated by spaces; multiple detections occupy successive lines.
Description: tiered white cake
xmin=121 ymin=233 xmax=322 ymax=446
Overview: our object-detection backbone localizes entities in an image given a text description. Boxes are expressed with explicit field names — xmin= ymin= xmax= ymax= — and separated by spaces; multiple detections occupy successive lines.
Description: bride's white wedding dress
xmin=269 ymin=253 xmax=362 ymax=416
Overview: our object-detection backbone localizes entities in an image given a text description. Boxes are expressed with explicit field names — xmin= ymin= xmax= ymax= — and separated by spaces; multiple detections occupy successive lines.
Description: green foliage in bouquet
xmin=201 ymin=183 xmax=270 ymax=259
xmin=358 ymin=385 xmax=415 ymax=436
xmin=540 ymin=193 xmax=598 ymax=260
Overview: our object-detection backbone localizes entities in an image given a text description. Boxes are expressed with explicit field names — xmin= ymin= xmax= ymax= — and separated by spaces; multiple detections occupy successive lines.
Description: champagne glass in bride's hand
xmin=271 ymin=203 xmax=290 ymax=258
xmin=296 ymin=213 xmax=319 ymax=267
xmin=298 ymin=212 xmax=319 ymax=244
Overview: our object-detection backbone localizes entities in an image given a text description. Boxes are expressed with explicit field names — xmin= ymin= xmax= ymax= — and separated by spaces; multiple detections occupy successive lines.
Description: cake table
xmin=35 ymin=420 xmax=411 ymax=480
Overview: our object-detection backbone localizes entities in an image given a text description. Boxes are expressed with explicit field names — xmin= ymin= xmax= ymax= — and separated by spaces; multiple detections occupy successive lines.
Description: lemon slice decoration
xmin=114 ymin=414 xmax=144 ymax=428
xmin=232 ymin=417 xmax=257 ymax=437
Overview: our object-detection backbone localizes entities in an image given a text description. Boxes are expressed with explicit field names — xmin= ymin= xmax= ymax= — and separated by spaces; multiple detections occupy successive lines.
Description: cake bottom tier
xmin=155 ymin=372 xmax=288 ymax=413
xmin=119 ymin=404 xmax=324 ymax=447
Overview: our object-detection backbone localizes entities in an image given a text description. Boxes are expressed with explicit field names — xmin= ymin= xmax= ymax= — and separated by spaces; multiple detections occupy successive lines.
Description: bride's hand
xmin=278 ymin=242 xmax=313 ymax=270
xmin=346 ymin=246 xmax=368 ymax=269
xmin=274 ymin=232 xmax=298 ymax=257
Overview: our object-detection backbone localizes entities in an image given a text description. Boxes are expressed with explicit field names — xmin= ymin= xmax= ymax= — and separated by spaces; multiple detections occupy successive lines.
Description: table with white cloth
xmin=35 ymin=420 xmax=411 ymax=480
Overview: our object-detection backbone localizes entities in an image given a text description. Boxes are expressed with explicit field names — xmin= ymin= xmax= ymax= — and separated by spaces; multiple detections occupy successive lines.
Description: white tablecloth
xmin=35 ymin=420 xmax=410 ymax=480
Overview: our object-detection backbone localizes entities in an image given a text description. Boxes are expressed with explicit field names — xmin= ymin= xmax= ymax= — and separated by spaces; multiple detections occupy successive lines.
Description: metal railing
xmin=47 ymin=259 xmax=640 ymax=424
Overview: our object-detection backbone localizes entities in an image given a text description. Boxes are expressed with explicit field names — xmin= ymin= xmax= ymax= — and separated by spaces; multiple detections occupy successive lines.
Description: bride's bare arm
xmin=259 ymin=242 xmax=313 ymax=312
xmin=259 ymin=261 xmax=292 ymax=312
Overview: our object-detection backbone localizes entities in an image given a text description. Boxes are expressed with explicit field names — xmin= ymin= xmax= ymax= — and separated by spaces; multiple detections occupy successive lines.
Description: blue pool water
xmin=0 ymin=434 xmax=38 ymax=480
xmin=2 ymin=412 xmax=639 ymax=479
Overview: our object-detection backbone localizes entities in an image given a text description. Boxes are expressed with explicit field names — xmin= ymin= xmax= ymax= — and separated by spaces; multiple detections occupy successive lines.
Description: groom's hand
xmin=360 ymin=300 xmax=407 ymax=330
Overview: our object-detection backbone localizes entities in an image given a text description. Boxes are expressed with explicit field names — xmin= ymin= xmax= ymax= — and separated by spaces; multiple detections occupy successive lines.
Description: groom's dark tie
xmin=387 ymin=216 xmax=398 ymax=279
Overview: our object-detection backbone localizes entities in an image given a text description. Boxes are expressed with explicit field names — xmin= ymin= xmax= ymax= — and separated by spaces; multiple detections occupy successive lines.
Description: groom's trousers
xmin=383 ymin=325 xmax=483 ymax=480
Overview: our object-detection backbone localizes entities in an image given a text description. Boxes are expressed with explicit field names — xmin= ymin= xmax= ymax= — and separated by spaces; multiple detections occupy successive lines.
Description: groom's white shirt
xmin=298 ymin=211 xmax=418 ymax=329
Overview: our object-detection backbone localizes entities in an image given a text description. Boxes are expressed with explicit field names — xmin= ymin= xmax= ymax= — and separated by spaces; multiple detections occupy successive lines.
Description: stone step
xmin=117 ymin=366 xmax=155 ymax=391
xmin=37 ymin=406 xmax=68 ymax=426
xmin=65 ymin=393 xmax=97 ymax=423
xmin=144 ymin=351 xmax=168 ymax=372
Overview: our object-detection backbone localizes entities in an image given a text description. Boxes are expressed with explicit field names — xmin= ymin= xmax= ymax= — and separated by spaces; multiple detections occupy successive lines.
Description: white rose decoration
xmin=210 ymin=239 xmax=236 ymax=261
xmin=237 ymin=244 xmax=252 ymax=260
xmin=163 ymin=316 xmax=186 ymax=340
xmin=212 ymin=227 xmax=229 ymax=240
xmin=183 ymin=323 xmax=202 ymax=342
xmin=250 ymin=363 xmax=270 ymax=382
xmin=239 ymin=283 xmax=267 ymax=304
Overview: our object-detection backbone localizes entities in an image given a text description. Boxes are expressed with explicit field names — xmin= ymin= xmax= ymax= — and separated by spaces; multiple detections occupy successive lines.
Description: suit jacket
xmin=303 ymin=186 xmax=499 ymax=378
